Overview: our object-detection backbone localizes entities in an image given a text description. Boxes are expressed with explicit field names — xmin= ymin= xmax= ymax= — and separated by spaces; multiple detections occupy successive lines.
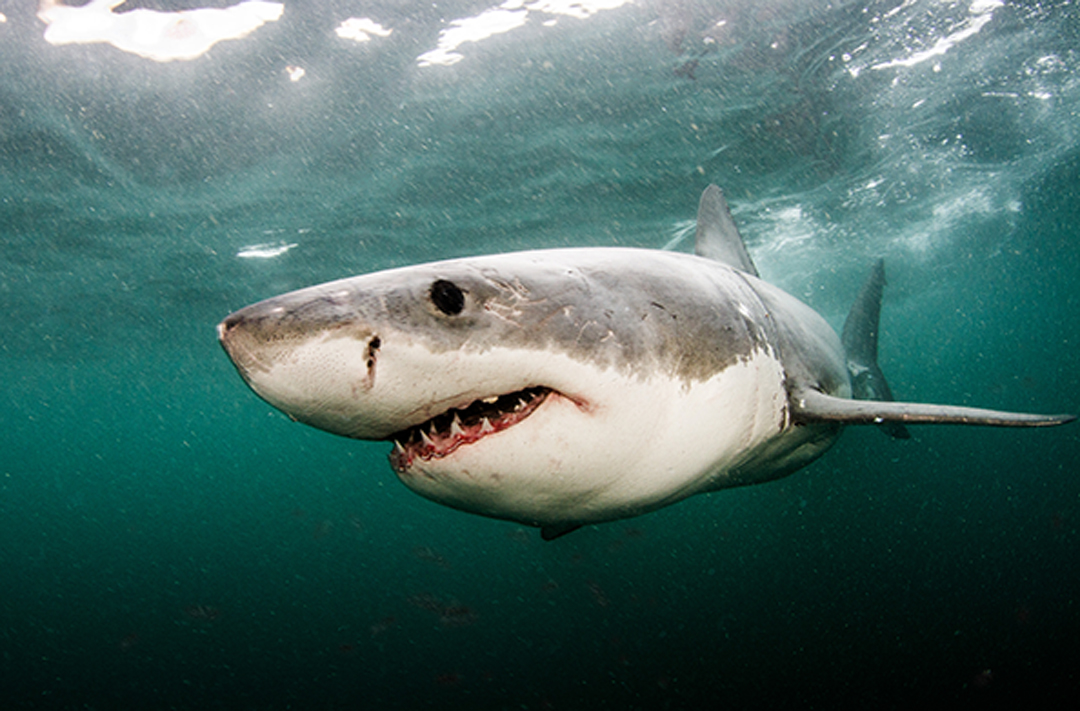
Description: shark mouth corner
xmin=389 ymin=386 xmax=552 ymax=473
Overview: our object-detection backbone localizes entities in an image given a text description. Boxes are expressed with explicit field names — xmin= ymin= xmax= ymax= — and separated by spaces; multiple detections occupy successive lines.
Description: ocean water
xmin=1 ymin=0 xmax=1078 ymax=708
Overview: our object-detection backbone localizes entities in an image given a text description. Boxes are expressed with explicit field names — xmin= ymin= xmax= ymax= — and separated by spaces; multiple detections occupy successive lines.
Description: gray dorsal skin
xmin=841 ymin=259 xmax=911 ymax=439
xmin=694 ymin=185 xmax=759 ymax=276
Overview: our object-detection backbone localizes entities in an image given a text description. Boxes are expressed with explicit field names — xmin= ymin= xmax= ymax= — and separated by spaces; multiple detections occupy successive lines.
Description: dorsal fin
xmin=791 ymin=388 xmax=1076 ymax=428
xmin=694 ymin=185 xmax=759 ymax=277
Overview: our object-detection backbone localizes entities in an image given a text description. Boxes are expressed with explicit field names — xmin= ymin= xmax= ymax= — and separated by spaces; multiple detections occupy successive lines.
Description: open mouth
xmin=389 ymin=386 xmax=551 ymax=473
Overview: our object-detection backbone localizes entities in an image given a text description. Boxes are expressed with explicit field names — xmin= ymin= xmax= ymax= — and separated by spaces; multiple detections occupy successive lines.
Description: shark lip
xmin=388 ymin=386 xmax=552 ymax=473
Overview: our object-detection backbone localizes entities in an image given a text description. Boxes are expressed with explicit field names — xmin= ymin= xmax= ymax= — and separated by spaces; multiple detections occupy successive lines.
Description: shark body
xmin=218 ymin=186 xmax=1073 ymax=539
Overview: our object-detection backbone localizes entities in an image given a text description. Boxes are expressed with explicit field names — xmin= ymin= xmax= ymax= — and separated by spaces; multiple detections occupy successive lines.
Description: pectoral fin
xmin=540 ymin=523 xmax=582 ymax=541
xmin=791 ymin=389 xmax=1076 ymax=428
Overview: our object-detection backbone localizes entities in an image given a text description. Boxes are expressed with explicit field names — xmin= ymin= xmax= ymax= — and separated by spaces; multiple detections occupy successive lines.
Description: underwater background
xmin=1 ymin=0 xmax=1078 ymax=708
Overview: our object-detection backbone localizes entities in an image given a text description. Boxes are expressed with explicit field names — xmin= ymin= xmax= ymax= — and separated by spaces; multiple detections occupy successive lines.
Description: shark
xmin=217 ymin=186 xmax=1074 ymax=540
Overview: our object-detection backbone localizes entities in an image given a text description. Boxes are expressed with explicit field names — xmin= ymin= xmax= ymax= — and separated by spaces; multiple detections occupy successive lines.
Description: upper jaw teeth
xmin=389 ymin=386 xmax=553 ymax=456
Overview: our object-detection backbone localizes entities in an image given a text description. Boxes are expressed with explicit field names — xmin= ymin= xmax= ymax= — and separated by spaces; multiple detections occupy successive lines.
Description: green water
xmin=1 ymin=1 xmax=1078 ymax=708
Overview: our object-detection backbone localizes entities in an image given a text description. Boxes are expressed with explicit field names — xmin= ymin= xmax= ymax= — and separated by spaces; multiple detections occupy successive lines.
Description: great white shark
xmin=218 ymin=186 xmax=1074 ymax=540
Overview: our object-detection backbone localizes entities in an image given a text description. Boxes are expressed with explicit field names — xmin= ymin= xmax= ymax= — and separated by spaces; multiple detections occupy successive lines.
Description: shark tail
xmin=794 ymin=260 xmax=1076 ymax=431
xmin=840 ymin=259 xmax=911 ymax=439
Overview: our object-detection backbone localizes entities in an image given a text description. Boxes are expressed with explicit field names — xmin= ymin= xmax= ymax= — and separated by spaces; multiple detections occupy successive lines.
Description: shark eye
xmin=430 ymin=279 xmax=465 ymax=315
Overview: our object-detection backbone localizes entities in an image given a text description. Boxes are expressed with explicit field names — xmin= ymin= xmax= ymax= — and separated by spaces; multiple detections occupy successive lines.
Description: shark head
xmin=218 ymin=248 xmax=793 ymax=528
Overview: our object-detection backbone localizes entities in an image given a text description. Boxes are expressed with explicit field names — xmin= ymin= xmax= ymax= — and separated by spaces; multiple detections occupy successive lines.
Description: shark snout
xmin=216 ymin=299 xmax=303 ymax=382
xmin=216 ymin=294 xmax=398 ymax=439
xmin=216 ymin=311 xmax=261 ymax=383
xmin=216 ymin=313 xmax=240 ymax=353
xmin=216 ymin=291 xmax=341 ymax=375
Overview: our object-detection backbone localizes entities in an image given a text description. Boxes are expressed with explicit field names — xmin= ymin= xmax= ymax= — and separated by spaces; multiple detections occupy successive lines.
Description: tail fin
xmin=795 ymin=259 xmax=1075 ymax=432
xmin=841 ymin=260 xmax=911 ymax=439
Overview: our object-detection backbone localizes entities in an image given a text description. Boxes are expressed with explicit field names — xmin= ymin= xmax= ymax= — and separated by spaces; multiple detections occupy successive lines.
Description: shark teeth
xmin=388 ymin=386 xmax=551 ymax=472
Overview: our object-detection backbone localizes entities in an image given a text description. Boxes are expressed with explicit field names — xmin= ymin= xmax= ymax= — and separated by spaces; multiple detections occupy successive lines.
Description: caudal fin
xmin=809 ymin=259 xmax=1076 ymax=431
xmin=841 ymin=260 xmax=911 ymax=439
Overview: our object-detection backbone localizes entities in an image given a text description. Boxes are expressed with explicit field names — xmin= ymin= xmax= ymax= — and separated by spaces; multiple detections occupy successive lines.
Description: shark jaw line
xmin=389 ymin=386 xmax=554 ymax=473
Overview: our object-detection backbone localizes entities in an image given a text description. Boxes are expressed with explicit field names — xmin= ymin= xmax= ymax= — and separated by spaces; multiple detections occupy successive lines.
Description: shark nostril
xmin=366 ymin=336 xmax=380 ymax=370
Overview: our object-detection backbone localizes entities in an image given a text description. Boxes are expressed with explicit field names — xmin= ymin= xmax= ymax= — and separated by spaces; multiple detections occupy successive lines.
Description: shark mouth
xmin=389 ymin=386 xmax=552 ymax=473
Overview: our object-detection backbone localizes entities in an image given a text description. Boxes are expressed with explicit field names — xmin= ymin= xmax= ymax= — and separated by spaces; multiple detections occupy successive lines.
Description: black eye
xmin=430 ymin=279 xmax=465 ymax=315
